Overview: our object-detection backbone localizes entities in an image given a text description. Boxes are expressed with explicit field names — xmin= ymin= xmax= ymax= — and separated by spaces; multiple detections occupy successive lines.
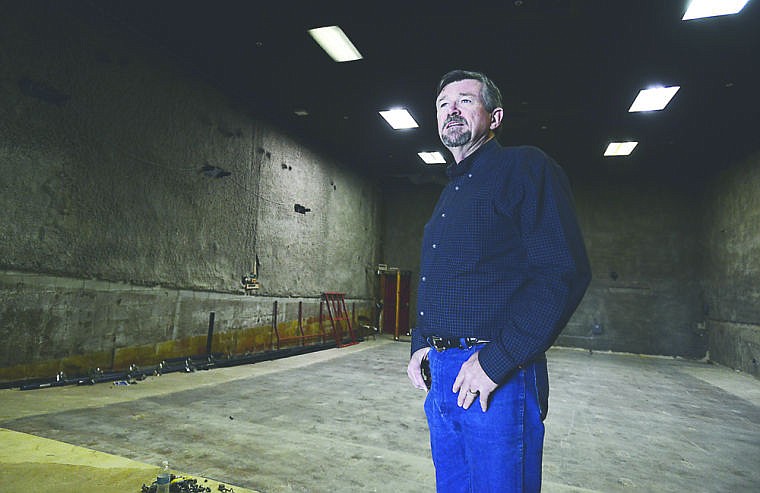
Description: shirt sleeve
xmin=411 ymin=327 xmax=427 ymax=356
xmin=477 ymin=147 xmax=591 ymax=384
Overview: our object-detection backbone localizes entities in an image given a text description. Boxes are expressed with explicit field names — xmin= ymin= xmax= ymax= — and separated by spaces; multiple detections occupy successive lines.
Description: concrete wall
xmin=0 ymin=4 xmax=379 ymax=382
xmin=565 ymin=176 xmax=706 ymax=357
xmin=703 ymin=152 xmax=760 ymax=377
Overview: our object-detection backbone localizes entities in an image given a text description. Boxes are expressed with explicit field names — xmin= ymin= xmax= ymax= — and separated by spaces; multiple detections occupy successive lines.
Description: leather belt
xmin=427 ymin=336 xmax=491 ymax=352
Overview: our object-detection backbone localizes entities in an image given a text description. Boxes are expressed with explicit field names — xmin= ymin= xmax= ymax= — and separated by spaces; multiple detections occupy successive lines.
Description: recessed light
xmin=604 ymin=142 xmax=638 ymax=156
xmin=628 ymin=86 xmax=680 ymax=112
xmin=418 ymin=151 xmax=447 ymax=164
xmin=379 ymin=108 xmax=419 ymax=129
xmin=682 ymin=0 xmax=750 ymax=20
xmin=308 ymin=26 xmax=363 ymax=62
xmin=294 ymin=109 xmax=309 ymax=116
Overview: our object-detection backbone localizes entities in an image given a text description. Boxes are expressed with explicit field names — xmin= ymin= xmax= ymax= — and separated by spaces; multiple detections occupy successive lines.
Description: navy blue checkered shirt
xmin=411 ymin=139 xmax=591 ymax=384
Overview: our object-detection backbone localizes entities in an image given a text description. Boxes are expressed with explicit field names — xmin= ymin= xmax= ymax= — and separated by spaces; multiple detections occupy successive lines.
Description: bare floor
xmin=1 ymin=336 xmax=759 ymax=492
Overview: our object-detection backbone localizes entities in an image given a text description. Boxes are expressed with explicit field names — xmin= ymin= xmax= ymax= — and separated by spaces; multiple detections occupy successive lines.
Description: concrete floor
xmin=1 ymin=336 xmax=759 ymax=493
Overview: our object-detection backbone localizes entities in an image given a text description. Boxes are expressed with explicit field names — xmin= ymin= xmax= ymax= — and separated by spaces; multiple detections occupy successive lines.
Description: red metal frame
xmin=322 ymin=292 xmax=357 ymax=347
xmin=273 ymin=301 xmax=328 ymax=350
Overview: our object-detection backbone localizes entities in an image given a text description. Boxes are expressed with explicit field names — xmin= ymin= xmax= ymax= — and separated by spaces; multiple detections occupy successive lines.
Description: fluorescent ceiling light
xmin=418 ymin=151 xmax=447 ymax=164
xmin=604 ymin=142 xmax=639 ymax=157
xmin=682 ymin=0 xmax=750 ymax=20
xmin=308 ymin=26 xmax=363 ymax=62
xmin=379 ymin=108 xmax=419 ymax=129
xmin=628 ymin=86 xmax=680 ymax=112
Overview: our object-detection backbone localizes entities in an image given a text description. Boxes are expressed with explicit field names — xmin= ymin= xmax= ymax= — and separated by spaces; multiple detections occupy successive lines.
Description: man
xmin=407 ymin=69 xmax=591 ymax=492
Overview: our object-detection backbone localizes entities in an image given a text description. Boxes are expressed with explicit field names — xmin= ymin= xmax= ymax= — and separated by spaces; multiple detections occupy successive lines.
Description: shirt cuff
xmin=477 ymin=342 xmax=517 ymax=384
xmin=410 ymin=328 xmax=427 ymax=357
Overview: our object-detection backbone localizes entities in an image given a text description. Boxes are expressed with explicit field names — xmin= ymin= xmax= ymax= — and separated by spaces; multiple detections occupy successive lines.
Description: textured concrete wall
xmin=566 ymin=176 xmax=705 ymax=357
xmin=0 ymin=4 xmax=379 ymax=381
xmin=702 ymin=152 xmax=760 ymax=377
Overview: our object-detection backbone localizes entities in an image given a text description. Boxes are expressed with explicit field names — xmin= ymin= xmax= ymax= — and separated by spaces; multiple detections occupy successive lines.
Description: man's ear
xmin=490 ymin=107 xmax=504 ymax=130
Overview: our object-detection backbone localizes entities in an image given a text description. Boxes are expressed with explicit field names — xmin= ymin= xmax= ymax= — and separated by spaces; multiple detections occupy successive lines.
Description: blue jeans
xmin=424 ymin=345 xmax=545 ymax=493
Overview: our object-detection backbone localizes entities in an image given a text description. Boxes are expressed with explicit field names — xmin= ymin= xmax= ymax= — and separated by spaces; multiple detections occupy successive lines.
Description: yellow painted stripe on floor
xmin=0 ymin=428 xmax=259 ymax=493
xmin=0 ymin=428 xmax=157 ymax=468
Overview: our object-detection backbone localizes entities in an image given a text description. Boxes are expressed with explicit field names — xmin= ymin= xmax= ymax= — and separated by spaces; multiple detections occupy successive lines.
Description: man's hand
xmin=407 ymin=347 xmax=431 ymax=390
xmin=452 ymin=351 xmax=498 ymax=412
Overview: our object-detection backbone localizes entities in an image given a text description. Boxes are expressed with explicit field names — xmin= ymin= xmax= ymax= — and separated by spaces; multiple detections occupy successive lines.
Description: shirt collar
xmin=445 ymin=138 xmax=501 ymax=179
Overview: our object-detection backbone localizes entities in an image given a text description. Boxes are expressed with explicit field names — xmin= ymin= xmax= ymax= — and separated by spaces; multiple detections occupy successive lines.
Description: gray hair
xmin=436 ymin=69 xmax=503 ymax=112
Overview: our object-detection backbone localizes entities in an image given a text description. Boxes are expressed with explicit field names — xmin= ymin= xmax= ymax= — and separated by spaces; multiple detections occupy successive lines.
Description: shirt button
xmin=432 ymin=243 xmax=437 ymax=249
xmin=468 ymin=173 xmax=473 ymax=178
xmin=421 ymin=276 xmax=426 ymax=282
xmin=455 ymin=186 xmax=460 ymax=191
xmin=441 ymin=213 xmax=446 ymax=218
xmin=419 ymin=311 xmax=424 ymax=316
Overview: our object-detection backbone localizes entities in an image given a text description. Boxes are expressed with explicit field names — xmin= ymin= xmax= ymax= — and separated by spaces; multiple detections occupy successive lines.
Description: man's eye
xmin=439 ymin=102 xmax=448 ymax=108
xmin=461 ymin=98 xmax=471 ymax=104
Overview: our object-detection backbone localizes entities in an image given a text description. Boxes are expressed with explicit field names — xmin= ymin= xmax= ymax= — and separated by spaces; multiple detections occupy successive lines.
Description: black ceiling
xmin=76 ymin=1 xmax=759 ymax=185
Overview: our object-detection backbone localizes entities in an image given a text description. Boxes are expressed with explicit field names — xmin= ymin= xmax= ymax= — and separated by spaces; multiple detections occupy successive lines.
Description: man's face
xmin=436 ymin=79 xmax=494 ymax=148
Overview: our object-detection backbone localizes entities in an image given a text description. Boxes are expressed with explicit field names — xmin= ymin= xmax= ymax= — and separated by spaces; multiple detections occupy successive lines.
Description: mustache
xmin=443 ymin=115 xmax=466 ymax=129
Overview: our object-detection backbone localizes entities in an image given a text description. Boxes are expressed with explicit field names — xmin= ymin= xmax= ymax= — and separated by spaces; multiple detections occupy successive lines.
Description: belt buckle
xmin=430 ymin=336 xmax=447 ymax=352
xmin=463 ymin=337 xmax=478 ymax=348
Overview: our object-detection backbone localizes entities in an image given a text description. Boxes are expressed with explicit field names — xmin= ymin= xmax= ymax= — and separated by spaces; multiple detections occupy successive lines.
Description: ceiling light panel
xmin=604 ymin=142 xmax=639 ymax=156
xmin=308 ymin=26 xmax=363 ymax=62
xmin=379 ymin=109 xmax=419 ymax=129
xmin=418 ymin=152 xmax=447 ymax=164
xmin=682 ymin=0 xmax=750 ymax=20
xmin=628 ymin=86 xmax=680 ymax=112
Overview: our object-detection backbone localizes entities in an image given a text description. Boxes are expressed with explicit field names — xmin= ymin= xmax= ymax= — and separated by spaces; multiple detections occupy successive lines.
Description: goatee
xmin=442 ymin=128 xmax=471 ymax=147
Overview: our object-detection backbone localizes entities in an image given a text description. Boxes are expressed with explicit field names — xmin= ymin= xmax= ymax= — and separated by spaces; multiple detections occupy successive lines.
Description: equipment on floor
xmin=4 ymin=296 xmax=369 ymax=391
xmin=5 ymin=341 xmax=345 ymax=391
xmin=141 ymin=474 xmax=233 ymax=493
